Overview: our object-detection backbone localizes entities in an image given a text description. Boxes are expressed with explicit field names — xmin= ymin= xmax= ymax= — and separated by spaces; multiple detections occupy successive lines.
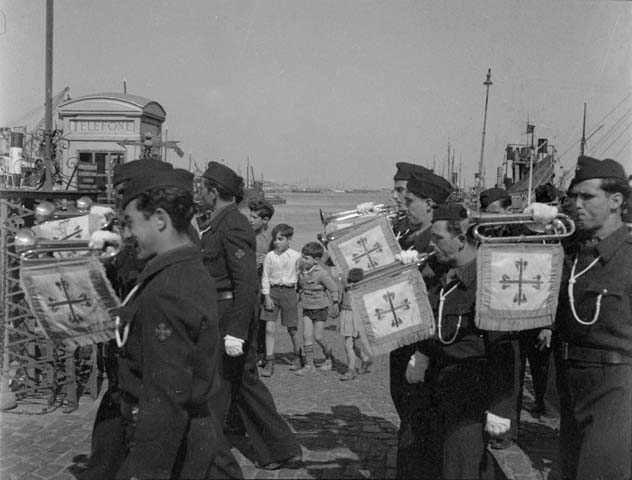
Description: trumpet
xmin=471 ymin=213 xmax=575 ymax=243
xmin=320 ymin=203 xmax=400 ymax=225
xmin=14 ymin=228 xmax=120 ymax=262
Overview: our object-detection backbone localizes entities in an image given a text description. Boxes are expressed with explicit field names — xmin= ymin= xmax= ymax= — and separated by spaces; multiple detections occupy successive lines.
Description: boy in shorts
xmin=260 ymin=224 xmax=302 ymax=377
xmin=295 ymin=242 xmax=340 ymax=376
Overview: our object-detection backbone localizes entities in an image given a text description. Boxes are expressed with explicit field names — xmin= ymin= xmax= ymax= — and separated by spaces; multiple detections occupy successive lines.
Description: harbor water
xmin=251 ymin=191 xmax=393 ymax=249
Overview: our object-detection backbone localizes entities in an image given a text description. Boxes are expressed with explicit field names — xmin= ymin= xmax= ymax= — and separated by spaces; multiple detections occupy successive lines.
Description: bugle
xmin=14 ymin=228 xmax=119 ymax=261
xmin=320 ymin=203 xmax=399 ymax=225
xmin=471 ymin=212 xmax=575 ymax=243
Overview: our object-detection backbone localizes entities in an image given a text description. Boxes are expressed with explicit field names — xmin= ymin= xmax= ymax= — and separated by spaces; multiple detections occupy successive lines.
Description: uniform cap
xmin=432 ymin=203 xmax=469 ymax=223
xmin=112 ymin=159 xmax=173 ymax=187
xmin=122 ymin=168 xmax=194 ymax=208
xmin=406 ymin=172 xmax=453 ymax=204
xmin=479 ymin=187 xmax=510 ymax=209
xmin=393 ymin=162 xmax=433 ymax=181
xmin=202 ymin=161 xmax=243 ymax=196
xmin=569 ymin=155 xmax=627 ymax=190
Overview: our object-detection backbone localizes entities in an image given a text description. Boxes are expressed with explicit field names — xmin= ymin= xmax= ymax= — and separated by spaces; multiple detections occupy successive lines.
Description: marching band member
xmin=555 ymin=156 xmax=632 ymax=480
xmin=112 ymin=168 xmax=242 ymax=479
xmin=394 ymin=170 xmax=453 ymax=478
xmin=82 ymin=158 xmax=174 ymax=480
xmin=198 ymin=161 xmax=301 ymax=470
xmin=405 ymin=204 xmax=514 ymax=479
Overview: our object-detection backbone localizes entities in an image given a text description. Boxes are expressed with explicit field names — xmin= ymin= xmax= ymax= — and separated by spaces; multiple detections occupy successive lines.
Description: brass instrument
xmin=471 ymin=212 xmax=575 ymax=243
xmin=320 ymin=203 xmax=399 ymax=225
xmin=14 ymin=228 xmax=120 ymax=262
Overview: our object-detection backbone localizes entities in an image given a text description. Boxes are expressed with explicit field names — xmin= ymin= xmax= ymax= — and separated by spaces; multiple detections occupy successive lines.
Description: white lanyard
xmin=115 ymin=283 xmax=141 ymax=348
xmin=437 ymin=282 xmax=462 ymax=345
xmin=568 ymin=254 xmax=603 ymax=326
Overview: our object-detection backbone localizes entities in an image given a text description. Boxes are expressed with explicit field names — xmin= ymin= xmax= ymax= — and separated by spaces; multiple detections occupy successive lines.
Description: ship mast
xmin=477 ymin=68 xmax=493 ymax=199
xmin=580 ymin=102 xmax=587 ymax=156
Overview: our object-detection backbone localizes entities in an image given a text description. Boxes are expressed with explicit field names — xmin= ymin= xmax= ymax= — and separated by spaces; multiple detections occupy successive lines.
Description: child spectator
xmin=248 ymin=199 xmax=275 ymax=365
xmin=339 ymin=268 xmax=373 ymax=381
xmin=260 ymin=224 xmax=302 ymax=376
xmin=295 ymin=241 xmax=340 ymax=375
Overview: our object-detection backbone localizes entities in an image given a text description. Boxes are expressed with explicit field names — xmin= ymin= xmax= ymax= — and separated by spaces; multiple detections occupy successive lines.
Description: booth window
xmin=78 ymin=151 xmax=124 ymax=190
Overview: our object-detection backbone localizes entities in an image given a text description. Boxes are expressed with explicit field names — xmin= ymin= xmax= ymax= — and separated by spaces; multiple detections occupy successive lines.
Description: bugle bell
xmin=471 ymin=212 xmax=575 ymax=243
xmin=14 ymin=228 xmax=119 ymax=261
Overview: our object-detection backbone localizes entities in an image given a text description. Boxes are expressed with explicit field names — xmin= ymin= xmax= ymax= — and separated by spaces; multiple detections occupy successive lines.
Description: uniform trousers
xmin=215 ymin=298 xmax=301 ymax=466
xmin=557 ymin=359 xmax=632 ymax=480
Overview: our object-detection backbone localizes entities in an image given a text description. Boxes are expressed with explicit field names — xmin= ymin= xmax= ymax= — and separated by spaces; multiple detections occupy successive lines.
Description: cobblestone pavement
xmin=0 ymin=322 xmax=560 ymax=479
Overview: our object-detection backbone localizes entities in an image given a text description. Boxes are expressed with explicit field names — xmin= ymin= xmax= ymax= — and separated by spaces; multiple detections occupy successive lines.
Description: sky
xmin=1 ymin=0 xmax=631 ymax=189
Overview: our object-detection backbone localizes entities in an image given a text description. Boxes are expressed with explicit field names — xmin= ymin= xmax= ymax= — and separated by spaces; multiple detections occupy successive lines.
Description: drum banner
xmin=476 ymin=242 xmax=563 ymax=331
xmin=20 ymin=256 xmax=120 ymax=349
xmin=348 ymin=264 xmax=434 ymax=356
xmin=327 ymin=216 xmax=401 ymax=279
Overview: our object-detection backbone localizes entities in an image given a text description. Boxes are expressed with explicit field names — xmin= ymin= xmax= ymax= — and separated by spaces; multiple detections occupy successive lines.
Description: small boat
xmin=243 ymin=158 xmax=287 ymax=205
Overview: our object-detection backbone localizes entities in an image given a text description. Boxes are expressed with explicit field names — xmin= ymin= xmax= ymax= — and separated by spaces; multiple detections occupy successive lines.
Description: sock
xmin=304 ymin=344 xmax=314 ymax=366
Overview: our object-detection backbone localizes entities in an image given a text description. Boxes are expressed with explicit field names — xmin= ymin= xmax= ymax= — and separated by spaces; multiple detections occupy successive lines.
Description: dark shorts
xmin=260 ymin=286 xmax=299 ymax=328
xmin=302 ymin=307 xmax=329 ymax=323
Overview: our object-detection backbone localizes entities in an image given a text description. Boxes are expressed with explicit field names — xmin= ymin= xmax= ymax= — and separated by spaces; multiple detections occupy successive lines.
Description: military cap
xmin=569 ymin=155 xmax=627 ymax=190
xmin=202 ymin=161 xmax=243 ymax=196
xmin=122 ymin=168 xmax=194 ymax=208
xmin=535 ymin=183 xmax=560 ymax=203
xmin=393 ymin=162 xmax=433 ymax=181
xmin=432 ymin=203 xmax=469 ymax=223
xmin=479 ymin=187 xmax=510 ymax=209
xmin=406 ymin=172 xmax=453 ymax=204
xmin=112 ymin=159 xmax=173 ymax=187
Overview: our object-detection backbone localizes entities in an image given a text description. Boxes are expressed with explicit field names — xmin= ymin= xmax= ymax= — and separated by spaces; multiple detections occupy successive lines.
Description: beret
xmin=535 ymin=183 xmax=559 ymax=203
xmin=479 ymin=187 xmax=510 ymax=209
xmin=432 ymin=203 xmax=469 ymax=223
xmin=112 ymin=159 xmax=173 ymax=187
xmin=406 ymin=172 xmax=453 ymax=204
xmin=122 ymin=168 xmax=194 ymax=208
xmin=202 ymin=161 xmax=243 ymax=196
xmin=569 ymin=155 xmax=627 ymax=190
xmin=393 ymin=162 xmax=433 ymax=181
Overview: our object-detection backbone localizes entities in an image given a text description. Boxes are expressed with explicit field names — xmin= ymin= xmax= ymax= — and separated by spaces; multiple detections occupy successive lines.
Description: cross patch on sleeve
xmin=235 ymin=248 xmax=245 ymax=259
xmin=155 ymin=323 xmax=173 ymax=342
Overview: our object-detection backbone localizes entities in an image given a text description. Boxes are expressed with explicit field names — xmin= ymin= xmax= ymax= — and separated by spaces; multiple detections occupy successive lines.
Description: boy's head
xmin=271 ymin=223 xmax=294 ymax=253
xmin=248 ymin=199 xmax=275 ymax=233
xmin=301 ymin=241 xmax=324 ymax=269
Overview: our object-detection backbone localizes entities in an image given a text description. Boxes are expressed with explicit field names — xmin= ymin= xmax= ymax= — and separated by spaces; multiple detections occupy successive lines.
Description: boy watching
xmin=260 ymin=224 xmax=302 ymax=376
xmin=295 ymin=241 xmax=340 ymax=376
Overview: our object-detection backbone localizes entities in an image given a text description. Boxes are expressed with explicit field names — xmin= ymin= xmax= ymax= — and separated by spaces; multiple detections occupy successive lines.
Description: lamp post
xmin=477 ymin=68 xmax=493 ymax=197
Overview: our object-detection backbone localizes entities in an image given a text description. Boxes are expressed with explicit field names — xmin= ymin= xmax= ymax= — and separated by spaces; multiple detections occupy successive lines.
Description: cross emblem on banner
xmin=47 ymin=278 xmax=92 ymax=323
xmin=352 ymin=236 xmax=384 ymax=269
xmin=499 ymin=258 xmax=543 ymax=305
xmin=375 ymin=291 xmax=410 ymax=327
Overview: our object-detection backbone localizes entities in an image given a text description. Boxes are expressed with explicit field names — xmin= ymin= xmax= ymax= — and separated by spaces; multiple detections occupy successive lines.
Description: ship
xmin=243 ymin=159 xmax=286 ymax=205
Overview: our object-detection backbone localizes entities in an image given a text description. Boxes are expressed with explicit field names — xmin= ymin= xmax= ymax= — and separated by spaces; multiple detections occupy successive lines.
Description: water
xmin=252 ymin=191 xmax=393 ymax=249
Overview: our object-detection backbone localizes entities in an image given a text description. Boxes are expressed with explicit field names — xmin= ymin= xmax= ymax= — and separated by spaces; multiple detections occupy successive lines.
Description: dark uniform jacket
xmin=199 ymin=203 xmax=258 ymax=340
xmin=422 ymin=259 xmax=515 ymax=420
xmin=115 ymin=245 xmax=224 ymax=479
xmin=557 ymin=226 xmax=632 ymax=357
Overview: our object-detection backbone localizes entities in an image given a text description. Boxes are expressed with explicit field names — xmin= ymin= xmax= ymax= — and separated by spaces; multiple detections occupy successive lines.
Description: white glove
xmin=89 ymin=230 xmax=122 ymax=249
xmin=224 ymin=335 xmax=244 ymax=357
xmin=485 ymin=412 xmax=511 ymax=437
xmin=523 ymin=203 xmax=558 ymax=225
xmin=356 ymin=202 xmax=374 ymax=215
xmin=405 ymin=351 xmax=429 ymax=384
xmin=89 ymin=205 xmax=115 ymax=217
xmin=395 ymin=249 xmax=419 ymax=264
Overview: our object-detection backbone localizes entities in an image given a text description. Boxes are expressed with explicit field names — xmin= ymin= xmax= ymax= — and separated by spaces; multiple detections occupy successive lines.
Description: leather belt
xmin=270 ymin=284 xmax=296 ymax=289
xmin=217 ymin=290 xmax=234 ymax=301
xmin=561 ymin=341 xmax=630 ymax=365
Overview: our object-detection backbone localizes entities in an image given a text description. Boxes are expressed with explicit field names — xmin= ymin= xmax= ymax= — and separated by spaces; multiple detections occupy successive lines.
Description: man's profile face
xmin=122 ymin=199 xmax=158 ymax=260
xmin=393 ymin=180 xmax=407 ymax=209
xmin=404 ymin=192 xmax=432 ymax=227
xmin=198 ymin=181 xmax=217 ymax=211
xmin=568 ymin=178 xmax=617 ymax=233
xmin=430 ymin=220 xmax=461 ymax=265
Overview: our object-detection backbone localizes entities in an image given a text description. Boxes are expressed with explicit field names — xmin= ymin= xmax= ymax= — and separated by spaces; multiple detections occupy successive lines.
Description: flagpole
xmin=527 ymin=123 xmax=535 ymax=205
xmin=477 ymin=68 xmax=493 ymax=203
